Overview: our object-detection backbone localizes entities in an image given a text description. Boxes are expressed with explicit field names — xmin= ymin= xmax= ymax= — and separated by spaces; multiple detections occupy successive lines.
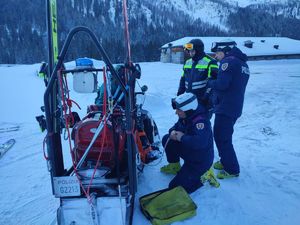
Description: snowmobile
xmin=43 ymin=27 xmax=161 ymax=225
xmin=43 ymin=1 xmax=161 ymax=224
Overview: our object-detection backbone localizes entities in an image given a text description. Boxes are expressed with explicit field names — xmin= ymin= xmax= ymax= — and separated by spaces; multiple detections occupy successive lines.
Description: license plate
xmin=53 ymin=176 xmax=81 ymax=197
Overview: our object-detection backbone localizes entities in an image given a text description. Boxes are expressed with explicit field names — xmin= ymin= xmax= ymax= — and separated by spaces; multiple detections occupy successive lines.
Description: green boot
xmin=160 ymin=162 xmax=181 ymax=175
xmin=201 ymin=167 xmax=220 ymax=188
xmin=213 ymin=161 xmax=224 ymax=170
xmin=217 ymin=170 xmax=239 ymax=179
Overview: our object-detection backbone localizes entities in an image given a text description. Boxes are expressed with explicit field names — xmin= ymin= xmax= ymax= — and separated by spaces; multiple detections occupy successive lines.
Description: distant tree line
xmin=227 ymin=4 xmax=300 ymax=39
xmin=0 ymin=0 xmax=299 ymax=64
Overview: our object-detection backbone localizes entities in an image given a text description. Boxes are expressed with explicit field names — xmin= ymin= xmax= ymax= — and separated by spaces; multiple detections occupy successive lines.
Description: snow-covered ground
xmin=0 ymin=59 xmax=300 ymax=225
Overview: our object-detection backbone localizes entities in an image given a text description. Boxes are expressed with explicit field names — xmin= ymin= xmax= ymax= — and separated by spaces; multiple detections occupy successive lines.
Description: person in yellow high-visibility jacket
xmin=178 ymin=39 xmax=218 ymax=116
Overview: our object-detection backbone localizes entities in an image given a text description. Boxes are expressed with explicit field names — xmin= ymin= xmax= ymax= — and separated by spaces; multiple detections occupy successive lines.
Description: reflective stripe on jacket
xmin=178 ymin=55 xmax=218 ymax=102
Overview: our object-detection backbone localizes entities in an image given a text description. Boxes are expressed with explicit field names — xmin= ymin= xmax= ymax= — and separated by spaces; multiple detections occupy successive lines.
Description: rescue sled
xmin=42 ymin=0 xmax=162 ymax=223
xmin=43 ymin=27 xmax=161 ymax=225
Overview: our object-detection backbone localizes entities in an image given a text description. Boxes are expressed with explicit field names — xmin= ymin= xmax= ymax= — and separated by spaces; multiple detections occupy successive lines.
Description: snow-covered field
xmin=0 ymin=59 xmax=300 ymax=225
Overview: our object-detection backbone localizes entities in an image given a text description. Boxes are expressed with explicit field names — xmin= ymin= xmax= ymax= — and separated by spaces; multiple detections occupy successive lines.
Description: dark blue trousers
xmin=213 ymin=114 xmax=240 ymax=174
xmin=162 ymin=135 xmax=205 ymax=194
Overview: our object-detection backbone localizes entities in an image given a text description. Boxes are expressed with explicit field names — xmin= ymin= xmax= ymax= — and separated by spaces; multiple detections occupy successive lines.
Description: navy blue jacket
xmin=169 ymin=105 xmax=214 ymax=169
xmin=178 ymin=53 xmax=218 ymax=103
xmin=208 ymin=47 xmax=250 ymax=119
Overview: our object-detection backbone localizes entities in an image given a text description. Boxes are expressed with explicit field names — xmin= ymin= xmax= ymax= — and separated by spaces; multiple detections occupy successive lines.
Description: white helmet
xmin=172 ymin=93 xmax=198 ymax=111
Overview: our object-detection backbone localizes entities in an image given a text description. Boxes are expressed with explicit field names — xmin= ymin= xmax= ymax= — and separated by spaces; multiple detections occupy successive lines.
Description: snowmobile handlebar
xmin=135 ymin=85 xmax=148 ymax=96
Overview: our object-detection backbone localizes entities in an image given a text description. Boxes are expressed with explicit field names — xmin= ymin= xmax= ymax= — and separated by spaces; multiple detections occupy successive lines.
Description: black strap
xmin=176 ymin=94 xmax=197 ymax=109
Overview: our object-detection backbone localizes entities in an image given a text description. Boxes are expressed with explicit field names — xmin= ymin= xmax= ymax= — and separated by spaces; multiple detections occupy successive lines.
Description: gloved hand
xmin=170 ymin=130 xmax=184 ymax=142
xmin=175 ymin=131 xmax=184 ymax=142
xmin=170 ymin=130 xmax=177 ymax=141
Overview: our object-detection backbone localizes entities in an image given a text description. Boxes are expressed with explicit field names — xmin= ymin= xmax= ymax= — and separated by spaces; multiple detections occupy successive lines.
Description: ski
xmin=47 ymin=0 xmax=58 ymax=73
xmin=50 ymin=0 xmax=58 ymax=64
xmin=0 ymin=139 xmax=16 ymax=159
xmin=46 ymin=0 xmax=64 ymax=190
xmin=0 ymin=126 xmax=20 ymax=133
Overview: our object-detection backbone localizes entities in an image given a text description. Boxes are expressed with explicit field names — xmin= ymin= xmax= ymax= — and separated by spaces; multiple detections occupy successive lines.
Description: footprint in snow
xmin=261 ymin=126 xmax=277 ymax=136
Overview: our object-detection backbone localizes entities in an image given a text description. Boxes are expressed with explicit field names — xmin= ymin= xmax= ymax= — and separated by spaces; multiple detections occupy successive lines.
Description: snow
xmin=158 ymin=0 xmax=233 ymax=31
xmin=108 ymin=1 xmax=116 ymax=25
xmin=157 ymin=0 xmax=291 ymax=30
xmin=1 ymin=59 xmax=300 ymax=225
xmin=141 ymin=5 xmax=153 ymax=27
xmin=224 ymin=0 xmax=289 ymax=7
xmin=162 ymin=36 xmax=300 ymax=57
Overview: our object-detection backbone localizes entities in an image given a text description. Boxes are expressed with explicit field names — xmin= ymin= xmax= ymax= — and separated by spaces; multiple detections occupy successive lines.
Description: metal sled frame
xmin=43 ymin=26 xmax=137 ymax=224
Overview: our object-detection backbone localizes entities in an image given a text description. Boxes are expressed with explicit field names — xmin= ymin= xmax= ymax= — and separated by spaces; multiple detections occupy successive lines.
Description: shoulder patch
xmin=196 ymin=123 xmax=205 ymax=130
xmin=221 ymin=63 xmax=228 ymax=71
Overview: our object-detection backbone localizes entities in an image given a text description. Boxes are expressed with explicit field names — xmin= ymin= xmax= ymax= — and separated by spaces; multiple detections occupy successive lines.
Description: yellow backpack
xmin=139 ymin=186 xmax=197 ymax=225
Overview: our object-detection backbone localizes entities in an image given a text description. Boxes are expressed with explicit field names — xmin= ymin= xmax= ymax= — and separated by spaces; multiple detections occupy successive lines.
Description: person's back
xmin=212 ymin=46 xmax=250 ymax=119
xmin=209 ymin=40 xmax=250 ymax=178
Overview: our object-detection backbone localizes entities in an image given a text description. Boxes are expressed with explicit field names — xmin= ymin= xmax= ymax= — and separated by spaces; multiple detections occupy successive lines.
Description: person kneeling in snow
xmin=160 ymin=93 xmax=219 ymax=193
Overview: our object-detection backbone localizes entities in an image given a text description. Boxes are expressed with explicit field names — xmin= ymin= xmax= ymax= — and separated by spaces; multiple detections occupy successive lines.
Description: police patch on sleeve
xmin=196 ymin=123 xmax=205 ymax=130
xmin=221 ymin=63 xmax=228 ymax=71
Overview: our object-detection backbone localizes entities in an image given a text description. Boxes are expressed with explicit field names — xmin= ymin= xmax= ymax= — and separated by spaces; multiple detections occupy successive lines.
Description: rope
xmin=57 ymin=70 xmax=90 ymax=200
xmin=63 ymin=75 xmax=81 ymax=127
xmin=58 ymin=68 xmax=110 ymax=204
xmin=86 ymin=68 xmax=108 ymax=196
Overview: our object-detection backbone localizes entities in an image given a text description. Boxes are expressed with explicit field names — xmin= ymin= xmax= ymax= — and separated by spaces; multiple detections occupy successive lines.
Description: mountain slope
xmin=0 ymin=0 xmax=299 ymax=64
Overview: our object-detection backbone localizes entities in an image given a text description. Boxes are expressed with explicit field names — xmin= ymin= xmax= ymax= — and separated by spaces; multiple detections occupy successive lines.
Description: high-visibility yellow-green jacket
xmin=177 ymin=54 xmax=218 ymax=103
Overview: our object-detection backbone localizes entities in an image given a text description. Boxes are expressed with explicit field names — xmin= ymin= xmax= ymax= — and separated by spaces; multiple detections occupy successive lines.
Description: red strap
xmin=57 ymin=70 xmax=90 ymax=200
xmin=122 ymin=0 xmax=131 ymax=63
xmin=67 ymin=99 xmax=81 ymax=110
xmin=42 ymin=132 xmax=54 ymax=160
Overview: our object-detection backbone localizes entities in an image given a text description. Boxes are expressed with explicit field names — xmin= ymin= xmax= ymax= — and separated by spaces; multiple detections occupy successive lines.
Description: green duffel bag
xmin=139 ymin=186 xmax=197 ymax=225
